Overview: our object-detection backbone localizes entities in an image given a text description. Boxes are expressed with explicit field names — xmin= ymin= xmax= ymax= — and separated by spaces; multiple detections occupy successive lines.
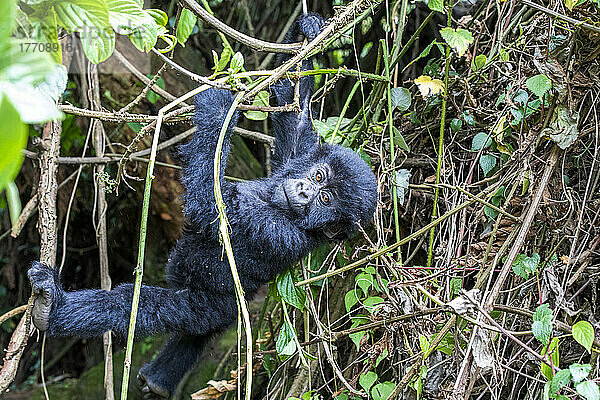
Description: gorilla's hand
xmin=296 ymin=12 xmax=325 ymax=41
xmin=137 ymin=367 xmax=171 ymax=399
xmin=27 ymin=262 xmax=61 ymax=331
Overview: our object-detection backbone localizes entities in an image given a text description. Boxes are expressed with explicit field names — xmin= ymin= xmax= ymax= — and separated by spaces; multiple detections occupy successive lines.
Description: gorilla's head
xmin=271 ymin=144 xmax=378 ymax=239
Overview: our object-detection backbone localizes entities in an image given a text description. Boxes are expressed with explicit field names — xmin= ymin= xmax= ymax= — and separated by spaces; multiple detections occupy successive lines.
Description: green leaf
xmin=146 ymin=8 xmax=168 ymax=26
xmin=440 ymin=28 xmax=474 ymax=57
xmin=349 ymin=331 xmax=366 ymax=351
xmin=569 ymin=363 xmax=591 ymax=383
xmin=345 ymin=289 xmax=359 ymax=312
xmin=6 ymin=181 xmax=21 ymax=226
xmin=549 ymin=369 xmax=571 ymax=397
xmin=230 ymin=52 xmax=244 ymax=73
xmin=479 ymin=154 xmax=497 ymax=176
xmin=244 ymin=90 xmax=269 ymax=121
xmin=128 ymin=21 xmax=158 ymax=52
xmin=363 ymin=296 xmax=384 ymax=313
xmin=576 ymin=381 xmax=600 ymax=400
xmin=214 ymin=47 xmax=232 ymax=72
xmin=146 ymin=76 xmax=164 ymax=103
xmin=176 ymin=8 xmax=196 ymax=46
xmin=0 ymin=95 xmax=27 ymax=193
xmin=471 ymin=54 xmax=487 ymax=72
xmin=427 ymin=0 xmax=444 ymax=12
xmin=541 ymin=337 xmax=560 ymax=380
xmin=526 ymin=74 xmax=552 ymax=99
xmin=450 ymin=118 xmax=463 ymax=132
xmin=356 ymin=272 xmax=373 ymax=296
xmin=81 ymin=26 xmax=115 ymax=63
xmin=471 ymin=132 xmax=492 ymax=151
xmin=359 ymin=371 xmax=378 ymax=393
xmin=512 ymin=253 xmax=540 ymax=279
xmin=572 ymin=321 xmax=594 ymax=353
xmin=275 ymin=319 xmax=298 ymax=357
xmin=371 ymin=382 xmax=395 ymax=400
xmin=390 ymin=87 xmax=411 ymax=111
xmin=276 ymin=269 xmax=306 ymax=310
xmin=463 ymin=110 xmax=475 ymax=126
xmin=532 ymin=303 xmax=553 ymax=345
xmin=484 ymin=185 xmax=505 ymax=220
xmin=419 ymin=334 xmax=430 ymax=355
xmin=0 ymin=0 xmax=16 ymax=44
xmin=449 ymin=278 xmax=462 ymax=295
xmin=392 ymin=126 xmax=409 ymax=152
xmin=54 ymin=0 xmax=110 ymax=31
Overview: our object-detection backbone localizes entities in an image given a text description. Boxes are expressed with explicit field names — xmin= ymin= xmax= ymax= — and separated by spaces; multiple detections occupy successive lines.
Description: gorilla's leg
xmin=137 ymin=334 xmax=210 ymax=399
xmin=28 ymin=262 xmax=235 ymax=338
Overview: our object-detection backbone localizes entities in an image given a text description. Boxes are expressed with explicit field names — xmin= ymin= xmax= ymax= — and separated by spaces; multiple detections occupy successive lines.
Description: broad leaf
xmin=344 ymin=289 xmax=359 ymax=312
xmin=572 ymin=321 xmax=594 ymax=353
xmin=471 ymin=132 xmax=492 ymax=151
xmin=244 ymin=90 xmax=269 ymax=121
xmin=576 ymin=381 xmax=600 ymax=400
xmin=81 ymin=26 xmax=115 ymax=63
xmin=0 ymin=0 xmax=17 ymax=44
xmin=428 ymin=0 xmax=444 ymax=12
xmin=276 ymin=269 xmax=305 ymax=310
xmin=526 ymin=74 xmax=552 ymax=99
xmin=440 ymin=28 xmax=473 ymax=57
xmin=471 ymin=54 xmax=487 ymax=71
xmin=372 ymin=382 xmax=395 ymax=400
xmin=229 ymin=52 xmax=244 ymax=73
xmin=275 ymin=319 xmax=298 ymax=357
xmin=349 ymin=331 xmax=366 ymax=351
xmin=532 ymin=303 xmax=553 ymax=345
xmin=176 ymin=8 xmax=196 ymax=46
xmin=359 ymin=371 xmax=378 ymax=393
xmin=414 ymin=75 xmax=444 ymax=97
xmin=0 ymin=95 xmax=27 ymax=193
xmin=54 ymin=0 xmax=110 ymax=32
xmin=569 ymin=363 xmax=591 ymax=383
xmin=512 ymin=253 xmax=540 ymax=279
xmin=479 ymin=154 xmax=496 ymax=176
xmin=549 ymin=369 xmax=571 ymax=397
xmin=390 ymin=87 xmax=411 ymax=111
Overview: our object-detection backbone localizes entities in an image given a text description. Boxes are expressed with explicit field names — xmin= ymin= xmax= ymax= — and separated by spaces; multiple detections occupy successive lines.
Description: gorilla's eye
xmin=321 ymin=192 xmax=330 ymax=204
xmin=315 ymin=171 xmax=323 ymax=182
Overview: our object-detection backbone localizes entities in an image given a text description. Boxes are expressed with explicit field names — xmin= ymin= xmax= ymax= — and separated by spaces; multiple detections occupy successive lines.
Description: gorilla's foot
xmin=137 ymin=368 xmax=171 ymax=400
xmin=27 ymin=261 xmax=56 ymax=331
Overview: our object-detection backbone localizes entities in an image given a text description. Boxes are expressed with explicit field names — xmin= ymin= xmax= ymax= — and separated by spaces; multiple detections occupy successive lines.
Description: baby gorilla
xmin=27 ymin=13 xmax=377 ymax=399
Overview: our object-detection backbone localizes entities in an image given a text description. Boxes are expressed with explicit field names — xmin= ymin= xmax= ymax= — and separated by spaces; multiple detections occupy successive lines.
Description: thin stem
xmin=120 ymin=86 xmax=206 ymax=400
xmin=119 ymin=106 xmax=161 ymax=400
xmin=213 ymin=93 xmax=253 ymax=400
xmin=329 ymin=80 xmax=361 ymax=144
xmin=426 ymin=11 xmax=452 ymax=267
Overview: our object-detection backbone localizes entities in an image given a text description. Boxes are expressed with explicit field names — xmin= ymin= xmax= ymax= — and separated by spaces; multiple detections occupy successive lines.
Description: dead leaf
xmin=191 ymin=380 xmax=236 ymax=400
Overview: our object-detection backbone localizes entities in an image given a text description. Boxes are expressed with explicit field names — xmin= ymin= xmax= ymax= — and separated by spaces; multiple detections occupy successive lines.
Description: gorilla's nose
xmin=296 ymin=179 xmax=316 ymax=204
xmin=294 ymin=180 xmax=316 ymax=204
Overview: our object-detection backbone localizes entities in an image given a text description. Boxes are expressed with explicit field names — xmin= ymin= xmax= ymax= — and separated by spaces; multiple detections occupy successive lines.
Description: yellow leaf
xmin=414 ymin=75 xmax=445 ymax=98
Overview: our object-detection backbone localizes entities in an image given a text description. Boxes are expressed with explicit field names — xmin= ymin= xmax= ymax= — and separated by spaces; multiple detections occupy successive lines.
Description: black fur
xmin=27 ymin=13 xmax=377 ymax=399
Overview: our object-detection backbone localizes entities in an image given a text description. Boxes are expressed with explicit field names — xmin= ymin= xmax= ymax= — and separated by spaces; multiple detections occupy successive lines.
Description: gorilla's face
xmin=271 ymin=145 xmax=378 ymax=239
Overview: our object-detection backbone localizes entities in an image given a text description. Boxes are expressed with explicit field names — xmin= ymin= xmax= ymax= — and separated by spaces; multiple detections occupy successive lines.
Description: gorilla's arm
xmin=28 ymin=262 xmax=235 ymax=339
xmin=270 ymin=13 xmax=324 ymax=171
xmin=177 ymin=89 xmax=239 ymax=229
